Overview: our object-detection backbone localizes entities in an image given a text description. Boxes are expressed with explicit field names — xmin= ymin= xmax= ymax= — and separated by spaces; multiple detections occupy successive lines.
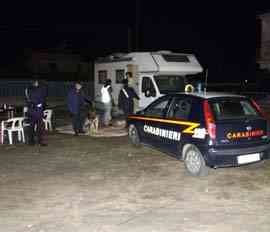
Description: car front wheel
xmin=183 ymin=145 xmax=209 ymax=177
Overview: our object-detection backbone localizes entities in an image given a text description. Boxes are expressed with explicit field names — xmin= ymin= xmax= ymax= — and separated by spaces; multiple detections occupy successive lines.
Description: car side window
xmin=144 ymin=98 xmax=170 ymax=117
xmin=168 ymin=97 xmax=192 ymax=120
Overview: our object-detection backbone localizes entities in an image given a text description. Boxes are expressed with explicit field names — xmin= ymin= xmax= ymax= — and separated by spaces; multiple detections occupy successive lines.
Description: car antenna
xmin=204 ymin=69 xmax=208 ymax=95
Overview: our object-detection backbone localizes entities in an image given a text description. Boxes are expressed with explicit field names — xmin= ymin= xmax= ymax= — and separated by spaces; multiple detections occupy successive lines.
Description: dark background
xmin=0 ymin=1 xmax=268 ymax=82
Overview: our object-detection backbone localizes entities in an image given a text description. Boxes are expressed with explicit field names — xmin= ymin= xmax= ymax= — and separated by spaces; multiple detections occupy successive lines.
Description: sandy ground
xmin=0 ymin=131 xmax=270 ymax=232
xmin=0 ymin=103 xmax=270 ymax=232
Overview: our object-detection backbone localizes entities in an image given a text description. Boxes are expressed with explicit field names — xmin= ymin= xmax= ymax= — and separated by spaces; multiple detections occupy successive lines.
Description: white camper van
xmin=94 ymin=51 xmax=203 ymax=111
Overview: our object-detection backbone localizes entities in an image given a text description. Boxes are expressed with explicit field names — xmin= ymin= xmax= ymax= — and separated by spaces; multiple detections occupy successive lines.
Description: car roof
xmin=171 ymin=92 xmax=246 ymax=99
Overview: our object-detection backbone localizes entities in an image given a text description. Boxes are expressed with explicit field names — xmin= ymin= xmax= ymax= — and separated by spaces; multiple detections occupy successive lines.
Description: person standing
xmin=118 ymin=77 xmax=139 ymax=123
xmin=100 ymin=79 xmax=113 ymax=127
xmin=25 ymin=80 xmax=47 ymax=146
xmin=67 ymin=82 xmax=91 ymax=136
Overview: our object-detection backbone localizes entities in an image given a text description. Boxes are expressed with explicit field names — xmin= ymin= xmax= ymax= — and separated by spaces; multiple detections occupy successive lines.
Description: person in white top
xmin=101 ymin=79 xmax=113 ymax=126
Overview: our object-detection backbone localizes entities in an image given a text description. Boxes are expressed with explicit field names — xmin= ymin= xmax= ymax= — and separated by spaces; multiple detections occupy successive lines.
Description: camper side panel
xmin=94 ymin=61 xmax=132 ymax=105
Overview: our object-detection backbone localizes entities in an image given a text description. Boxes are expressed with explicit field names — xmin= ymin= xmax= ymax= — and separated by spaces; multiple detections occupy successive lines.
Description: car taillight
xmin=203 ymin=100 xmax=216 ymax=140
xmin=251 ymin=99 xmax=270 ymax=136
xmin=268 ymin=124 xmax=270 ymax=137
xmin=251 ymin=99 xmax=266 ymax=118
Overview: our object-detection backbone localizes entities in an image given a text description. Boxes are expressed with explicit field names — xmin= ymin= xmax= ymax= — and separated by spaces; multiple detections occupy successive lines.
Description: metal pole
xmin=128 ymin=27 xmax=132 ymax=52
xmin=135 ymin=0 xmax=140 ymax=51
xmin=204 ymin=69 xmax=208 ymax=95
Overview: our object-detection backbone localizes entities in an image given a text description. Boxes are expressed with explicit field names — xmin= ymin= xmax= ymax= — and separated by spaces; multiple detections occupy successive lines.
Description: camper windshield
xmin=154 ymin=75 xmax=186 ymax=94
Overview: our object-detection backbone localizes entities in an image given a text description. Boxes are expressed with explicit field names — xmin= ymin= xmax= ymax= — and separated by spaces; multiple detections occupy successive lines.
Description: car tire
xmin=183 ymin=145 xmax=209 ymax=177
xmin=128 ymin=125 xmax=140 ymax=147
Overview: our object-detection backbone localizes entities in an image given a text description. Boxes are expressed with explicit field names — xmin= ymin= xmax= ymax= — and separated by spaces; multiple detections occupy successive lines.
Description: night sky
xmin=0 ymin=1 xmax=268 ymax=82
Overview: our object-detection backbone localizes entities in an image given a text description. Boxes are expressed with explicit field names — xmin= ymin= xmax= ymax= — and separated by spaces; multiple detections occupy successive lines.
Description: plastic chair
xmin=1 ymin=117 xmax=25 ymax=145
xmin=43 ymin=109 xmax=53 ymax=131
xmin=23 ymin=106 xmax=28 ymax=117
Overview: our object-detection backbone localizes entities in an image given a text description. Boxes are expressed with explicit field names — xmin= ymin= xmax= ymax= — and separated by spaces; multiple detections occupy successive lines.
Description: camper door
xmin=139 ymin=76 xmax=159 ymax=109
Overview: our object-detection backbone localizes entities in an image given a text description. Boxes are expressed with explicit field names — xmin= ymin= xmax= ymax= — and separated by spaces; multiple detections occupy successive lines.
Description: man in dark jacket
xmin=118 ymin=77 xmax=139 ymax=123
xmin=67 ymin=82 xmax=91 ymax=136
xmin=25 ymin=80 xmax=47 ymax=146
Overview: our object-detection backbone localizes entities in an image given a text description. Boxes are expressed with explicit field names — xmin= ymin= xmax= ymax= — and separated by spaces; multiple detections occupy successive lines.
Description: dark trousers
xmin=122 ymin=105 xmax=134 ymax=128
xmin=71 ymin=112 xmax=84 ymax=134
xmin=123 ymin=101 xmax=134 ymax=116
xmin=29 ymin=114 xmax=45 ymax=144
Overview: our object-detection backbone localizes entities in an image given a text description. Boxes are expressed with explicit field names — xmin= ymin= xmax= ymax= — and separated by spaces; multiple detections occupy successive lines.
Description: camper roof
xmin=95 ymin=51 xmax=203 ymax=75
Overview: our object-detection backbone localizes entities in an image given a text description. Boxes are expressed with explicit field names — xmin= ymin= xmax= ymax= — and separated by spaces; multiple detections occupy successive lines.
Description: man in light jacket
xmin=101 ymin=79 xmax=113 ymax=127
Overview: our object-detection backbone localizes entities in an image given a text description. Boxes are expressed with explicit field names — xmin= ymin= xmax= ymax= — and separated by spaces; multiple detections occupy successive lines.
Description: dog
xmin=84 ymin=110 xmax=99 ymax=135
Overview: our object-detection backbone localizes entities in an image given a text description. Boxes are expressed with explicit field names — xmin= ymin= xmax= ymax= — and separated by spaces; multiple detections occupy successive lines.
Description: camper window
xmin=142 ymin=77 xmax=156 ymax=97
xmin=98 ymin=70 xmax=107 ymax=84
xmin=162 ymin=54 xmax=190 ymax=63
xmin=116 ymin=69 xmax=125 ymax=83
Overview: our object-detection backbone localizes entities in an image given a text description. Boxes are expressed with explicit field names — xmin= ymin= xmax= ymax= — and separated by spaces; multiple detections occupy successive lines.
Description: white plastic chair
xmin=1 ymin=117 xmax=25 ymax=145
xmin=43 ymin=109 xmax=53 ymax=131
xmin=23 ymin=106 xmax=28 ymax=117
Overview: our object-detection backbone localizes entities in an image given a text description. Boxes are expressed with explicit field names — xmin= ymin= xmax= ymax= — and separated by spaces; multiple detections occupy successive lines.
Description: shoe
xmin=39 ymin=143 xmax=48 ymax=146
xmin=78 ymin=130 xmax=86 ymax=135
xmin=28 ymin=141 xmax=35 ymax=146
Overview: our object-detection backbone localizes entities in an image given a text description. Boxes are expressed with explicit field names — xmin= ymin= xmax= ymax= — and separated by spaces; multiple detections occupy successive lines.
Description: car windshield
xmin=210 ymin=98 xmax=261 ymax=120
xmin=154 ymin=75 xmax=186 ymax=94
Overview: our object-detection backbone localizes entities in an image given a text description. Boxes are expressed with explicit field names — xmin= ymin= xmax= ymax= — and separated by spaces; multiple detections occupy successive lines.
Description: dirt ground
xmin=0 ymin=130 xmax=270 ymax=232
xmin=1 ymin=104 xmax=270 ymax=232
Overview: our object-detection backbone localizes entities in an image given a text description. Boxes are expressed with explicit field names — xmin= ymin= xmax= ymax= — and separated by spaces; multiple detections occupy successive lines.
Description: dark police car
xmin=127 ymin=92 xmax=270 ymax=176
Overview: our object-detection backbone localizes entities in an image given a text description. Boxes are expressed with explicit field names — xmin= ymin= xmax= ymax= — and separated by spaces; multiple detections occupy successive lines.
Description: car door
xmin=141 ymin=96 xmax=173 ymax=146
xmin=160 ymin=96 xmax=193 ymax=155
